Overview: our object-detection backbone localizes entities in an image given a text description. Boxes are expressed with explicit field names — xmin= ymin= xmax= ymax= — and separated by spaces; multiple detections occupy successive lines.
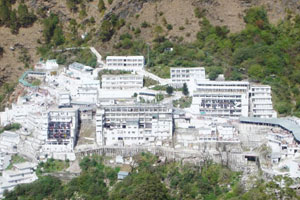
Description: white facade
xmin=190 ymin=80 xmax=249 ymax=118
xmin=250 ymin=85 xmax=277 ymax=118
xmin=43 ymin=108 xmax=78 ymax=153
xmin=170 ymin=67 xmax=206 ymax=88
xmin=35 ymin=59 xmax=59 ymax=71
xmin=105 ymin=56 xmax=144 ymax=71
xmin=0 ymin=151 xmax=11 ymax=171
xmin=68 ymin=62 xmax=94 ymax=80
xmin=96 ymin=104 xmax=173 ymax=146
xmin=0 ymin=162 xmax=38 ymax=198
xmin=101 ymin=74 xmax=143 ymax=90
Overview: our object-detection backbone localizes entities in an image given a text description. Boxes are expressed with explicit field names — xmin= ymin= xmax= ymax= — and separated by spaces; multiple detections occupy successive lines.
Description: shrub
xmin=179 ymin=26 xmax=185 ymax=30
xmin=141 ymin=21 xmax=150 ymax=28
xmin=166 ymin=24 xmax=173 ymax=30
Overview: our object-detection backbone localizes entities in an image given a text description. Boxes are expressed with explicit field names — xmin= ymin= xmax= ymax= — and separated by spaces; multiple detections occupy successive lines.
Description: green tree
xmin=166 ymin=86 xmax=174 ymax=95
xmin=98 ymin=0 xmax=106 ymax=12
xmin=17 ymin=3 xmax=36 ymax=27
xmin=183 ymin=83 xmax=189 ymax=96
xmin=52 ymin=26 xmax=65 ymax=46
xmin=99 ymin=20 xmax=113 ymax=41
xmin=248 ymin=64 xmax=264 ymax=80
xmin=0 ymin=1 xmax=10 ymax=25
xmin=9 ymin=9 xmax=18 ymax=34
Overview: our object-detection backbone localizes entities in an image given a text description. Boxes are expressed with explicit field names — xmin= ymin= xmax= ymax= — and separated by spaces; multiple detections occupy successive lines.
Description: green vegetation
xmin=155 ymin=93 xmax=164 ymax=102
xmin=31 ymin=79 xmax=41 ymax=86
xmin=98 ymin=0 xmax=106 ymax=12
xmin=36 ymin=158 xmax=69 ymax=176
xmin=0 ymin=123 xmax=21 ymax=134
xmin=99 ymin=14 xmax=125 ymax=42
xmin=182 ymin=83 xmax=189 ymax=96
xmin=166 ymin=85 xmax=174 ymax=95
xmin=151 ymin=84 xmax=168 ymax=91
xmin=106 ymin=7 xmax=300 ymax=116
xmin=6 ymin=154 xmax=27 ymax=170
xmin=141 ymin=21 xmax=150 ymax=28
xmin=173 ymin=96 xmax=192 ymax=108
xmin=0 ymin=0 xmax=36 ymax=34
xmin=4 ymin=153 xmax=300 ymax=200
xmin=98 ymin=69 xmax=131 ymax=81
xmin=143 ymin=77 xmax=159 ymax=87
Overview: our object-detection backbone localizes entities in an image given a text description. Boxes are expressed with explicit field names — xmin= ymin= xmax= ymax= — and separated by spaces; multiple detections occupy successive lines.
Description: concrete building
xmin=68 ymin=62 xmax=94 ymax=80
xmin=0 ymin=162 xmax=38 ymax=198
xmin=101 ymin=74 xmax=143 ymax=90
xmin=43 ymin=108 xmax=79 ymax=153
xmin=35 ymin=59 xmax=59 ymax=71
xmin=250 ymin=85 xmax=277 ymax=118
xmin=105 ymin=56 xmax=144 ymax=71
xmin=96 ymin=104 xmax=173 ymax=146
xmin=190 ymin=80 xmax=250 ymax=118
xmin=0 ymin=151 xmax=11 ymax=171
xmin=170 ymin=67 xmax=206 ymax=88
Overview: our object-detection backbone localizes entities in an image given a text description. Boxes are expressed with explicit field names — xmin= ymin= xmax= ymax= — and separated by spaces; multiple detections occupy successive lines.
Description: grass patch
xmin=173 ymin=96 xmax=192 ymax=108
xmin=144 ymin=77 xmax=159 ymax=87
xmin=98 ymin=69 xmax=132 ymax=81
xmin=36 ymin=158 xmax=70 ymax=175
xmin=0 ymin=123 xmax=21 ymax=134
xmin=6 ymin=154 xmax=27 ymax=170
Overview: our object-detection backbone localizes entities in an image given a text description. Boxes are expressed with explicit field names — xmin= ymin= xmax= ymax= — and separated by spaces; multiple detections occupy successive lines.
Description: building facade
xmin=0 ymin=162 xmax=38 ymax=198
xmin=170 ymin=67 xmax=206 ymax=88
xmin=101 ymin=74 xmax=143 ymax=90
xmin=96 ymin=104 xmax=173 ymax=146
xmin=190 ymin=80 xmax=250 ymax=117
xmin=250 ymin=85 xmax=277 ymax=118
xmin=43 ymin=108 xmax=79 ymax=152
xmin=105 ymin=56 xmax=144 ymax=71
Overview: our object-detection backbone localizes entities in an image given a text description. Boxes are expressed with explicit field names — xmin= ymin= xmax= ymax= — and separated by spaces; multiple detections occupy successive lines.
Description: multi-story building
xmin=43 ymin=108 xmax=79 ymax=152
xmin=250 ymin=85 xmax=277 ymax=118
xmin=105 ymin=56 xmax=144 ymax=71
xmin=0 ymin=162 xmax=38 ymax=198
xmin=190 ymin=80 xmax=250 ymax=117
xmin=0 ymin=151 xmax=11 ymax=171
xmin=101 ymin=74 xmax=143 ymax=90
xmin=96 ymin=104 xmax=173 ymax=146
xmin=170 ymin=67 xmax=206 ymax=88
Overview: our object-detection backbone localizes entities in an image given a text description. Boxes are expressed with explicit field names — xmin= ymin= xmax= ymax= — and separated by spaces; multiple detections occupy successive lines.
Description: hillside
xmin=0 ymin=0 xmax=299 ymax=111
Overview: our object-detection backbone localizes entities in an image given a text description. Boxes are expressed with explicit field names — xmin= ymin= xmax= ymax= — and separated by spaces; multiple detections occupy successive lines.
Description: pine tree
xmin=183 ymin=83 xmax=189 ymax=96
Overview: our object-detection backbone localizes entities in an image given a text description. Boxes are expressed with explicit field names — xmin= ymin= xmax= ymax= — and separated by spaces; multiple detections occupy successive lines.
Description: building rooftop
xmin=240 ymin=117 xmax=300 ymax=142
xmin=13 ymin=162 xmax=37 ymax=170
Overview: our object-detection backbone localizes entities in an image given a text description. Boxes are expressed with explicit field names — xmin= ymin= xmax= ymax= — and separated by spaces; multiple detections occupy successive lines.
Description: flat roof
xmin=240 ymin=117 xmax=300 ymax=142
xmin=106 ymin=56 xmax=144 ymax=59
xmin=170 ymin=67 xmax=205 ymax=70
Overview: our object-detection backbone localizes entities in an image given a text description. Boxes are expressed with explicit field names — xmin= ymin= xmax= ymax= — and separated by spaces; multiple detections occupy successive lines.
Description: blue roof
xmin=240 ymin=117 xmax=300 ymax=142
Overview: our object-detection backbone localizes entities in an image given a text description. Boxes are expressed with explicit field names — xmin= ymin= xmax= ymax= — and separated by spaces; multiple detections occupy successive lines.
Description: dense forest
xmin=3 ymin=153 xmax=299 ymax=200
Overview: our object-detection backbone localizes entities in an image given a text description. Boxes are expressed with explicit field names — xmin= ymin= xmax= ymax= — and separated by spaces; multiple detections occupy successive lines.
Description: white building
xmin=190 ymin=80 xmax=249 ymax=118
xmin=96 ymin=104 xmax=173 ymax=146
xmin=68 ymin=62 xmax=94 ymax=80
xmin=43 ymin=108 xmax=79 ymax=153
xmin=0 ymin=151 xmax=11 ymax=171
xmin=170 ymin=67 xmax=206 ymax=88
xmin=105 ymin=56 xmax=144 ymax=71
xmin=35 ymin=59 xmax=59 ymax=71
xmin=250 ymin=85 xmax=277 ymax=118
xmin=0 ymin=132 xmax=20 ymax=153
xmin=101 ymin=74 xmax=143 ymax=90
xmin=0 ymin=162 xmax=38 ymax=198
